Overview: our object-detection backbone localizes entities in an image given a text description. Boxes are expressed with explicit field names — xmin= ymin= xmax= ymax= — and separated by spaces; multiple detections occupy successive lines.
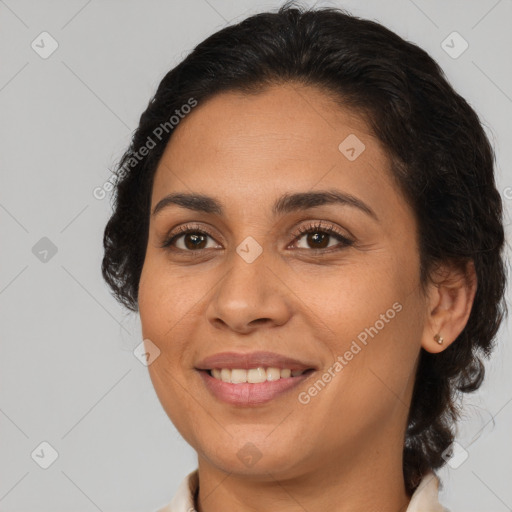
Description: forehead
xmin=151 ymin=83 xmax=395 ymax=214
xmin=163 ymin=83 xmax=375 ymax=158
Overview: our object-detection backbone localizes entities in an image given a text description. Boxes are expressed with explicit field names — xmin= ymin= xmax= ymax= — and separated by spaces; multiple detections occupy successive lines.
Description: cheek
xmin=138 ymin=264 xmax=203 ymax=438
xmin=300 ymin=254 xmax=414 ymax=336
xmin=304 ymin=254 xmax=423 ymax=392
xmin=138 ymin=268 xmax=167 ymax=342
xmin=138 ymin=259 xmax=196 ymax=341
xmin=138 ymin=259 xmax=213 ymax=393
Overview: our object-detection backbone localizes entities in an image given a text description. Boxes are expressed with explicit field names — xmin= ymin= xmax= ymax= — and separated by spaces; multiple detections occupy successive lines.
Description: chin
xmin=199 ymin=437 xmax=303 ymax=477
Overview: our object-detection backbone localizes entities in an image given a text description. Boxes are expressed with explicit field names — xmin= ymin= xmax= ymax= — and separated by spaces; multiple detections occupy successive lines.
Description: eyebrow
xmin=152 ymin=190 xmax=378 ymax=221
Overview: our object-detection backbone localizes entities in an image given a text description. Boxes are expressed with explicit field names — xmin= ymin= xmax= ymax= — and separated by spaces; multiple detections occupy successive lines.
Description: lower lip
xmin=198 ymin=370 xmax=314 ymax=406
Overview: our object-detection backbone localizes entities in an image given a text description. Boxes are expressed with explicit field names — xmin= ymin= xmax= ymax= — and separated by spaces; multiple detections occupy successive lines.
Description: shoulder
xmin=407 ymin=471 xmax=450 ymax=512
xmin=154 ymin=469 xmax=199 ymax=512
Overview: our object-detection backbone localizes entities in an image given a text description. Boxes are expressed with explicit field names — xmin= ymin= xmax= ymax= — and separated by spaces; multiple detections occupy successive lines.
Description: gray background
xmin=1 ymin=0 xmax=511 ymax=510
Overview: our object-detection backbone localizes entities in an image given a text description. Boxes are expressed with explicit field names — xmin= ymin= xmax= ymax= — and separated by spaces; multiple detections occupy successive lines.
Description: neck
xmin=195 ymin=432 xmax=411 ymax=512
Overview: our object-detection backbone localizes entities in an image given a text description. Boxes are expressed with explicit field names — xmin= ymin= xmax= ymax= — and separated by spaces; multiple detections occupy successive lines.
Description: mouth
xmin=203 ymin=366 xmax=315 ymax=383
xmin=197 ymin=367 xmax=316 ymax=406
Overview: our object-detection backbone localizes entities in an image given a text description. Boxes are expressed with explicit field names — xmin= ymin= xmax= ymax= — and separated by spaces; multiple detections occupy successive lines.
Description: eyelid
xmin=160 ymin=221 xmax=354 ymax=252
xmin=159 ymin=223 xmax=220 ymax=249
xmin=289 ymin=221 xmax=353 ymax=249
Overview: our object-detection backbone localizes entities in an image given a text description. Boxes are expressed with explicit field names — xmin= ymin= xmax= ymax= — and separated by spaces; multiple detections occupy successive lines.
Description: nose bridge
xmin=206 ymin=245 xmax=291 ymax=332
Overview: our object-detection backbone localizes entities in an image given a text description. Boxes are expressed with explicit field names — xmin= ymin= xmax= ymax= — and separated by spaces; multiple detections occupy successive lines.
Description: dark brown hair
xmin=102 ymin=1 xmax=507 ymax=495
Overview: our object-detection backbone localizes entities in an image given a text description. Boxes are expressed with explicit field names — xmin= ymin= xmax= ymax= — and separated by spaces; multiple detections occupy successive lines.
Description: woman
xmin=101 ymin=2 xmax=506 ymax=511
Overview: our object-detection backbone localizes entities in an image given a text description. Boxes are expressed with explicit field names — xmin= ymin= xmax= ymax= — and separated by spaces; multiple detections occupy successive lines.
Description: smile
xmin=198 ymin=368 xmax=315 ymax=406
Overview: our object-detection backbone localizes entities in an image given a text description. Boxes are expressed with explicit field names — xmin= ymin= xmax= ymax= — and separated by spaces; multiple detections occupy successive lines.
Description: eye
xmin=160 ymin=224 xmax=221 ymax=251
xmin=290 ymin=221 xmax=354 ymax=251
xmin=160 ymin=221 xmax=354 ymax=254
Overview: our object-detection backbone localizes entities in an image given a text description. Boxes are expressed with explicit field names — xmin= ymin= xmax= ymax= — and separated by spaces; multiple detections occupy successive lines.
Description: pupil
xmin=185 ymin=233 xmax=206 ymax=250
xmin=183 ymin=232 xmax=330 ymax=250
xmin=308 ymin=232 xmax=328 ymax=248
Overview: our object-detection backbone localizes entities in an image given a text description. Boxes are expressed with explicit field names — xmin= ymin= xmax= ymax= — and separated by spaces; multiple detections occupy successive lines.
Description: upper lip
xmin=195 ymin=351 xmax=317 ymax=371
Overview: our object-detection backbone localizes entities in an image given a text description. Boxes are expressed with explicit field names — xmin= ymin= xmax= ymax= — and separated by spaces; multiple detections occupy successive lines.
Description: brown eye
xmin=182 ymin=232 xmax=208 ymax=250
xmin=292 ymin=222 xmax=354 ymax=251
xmin=304 ymin=231 xmax=330 ymax=249
xmin=161 ymin=226 xmax=221 ymax=252
xmin=160 ymin=222 xmax=353 ymax=255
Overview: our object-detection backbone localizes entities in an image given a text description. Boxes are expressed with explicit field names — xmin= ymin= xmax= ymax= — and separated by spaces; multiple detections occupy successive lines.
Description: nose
xmin=205 ymin=252 xmax=292 ymax=334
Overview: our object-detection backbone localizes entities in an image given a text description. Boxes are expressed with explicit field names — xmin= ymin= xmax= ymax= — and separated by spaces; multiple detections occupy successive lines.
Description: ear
xmin=421 ymin=260 xmax=477 ymax=354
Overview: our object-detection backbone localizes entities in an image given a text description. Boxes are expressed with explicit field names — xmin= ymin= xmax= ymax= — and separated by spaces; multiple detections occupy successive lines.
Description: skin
xmin=138 ymin=83 xmax=477 ymax=512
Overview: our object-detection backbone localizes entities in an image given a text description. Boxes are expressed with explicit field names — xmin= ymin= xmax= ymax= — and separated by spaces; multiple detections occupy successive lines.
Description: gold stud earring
xmin=434 ymin=333 xmax=444 ymax=345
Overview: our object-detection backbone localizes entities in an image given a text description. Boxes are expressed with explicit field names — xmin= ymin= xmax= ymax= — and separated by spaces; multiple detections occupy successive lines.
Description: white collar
xmin=156 ymin=469 xmax=449 ymax=512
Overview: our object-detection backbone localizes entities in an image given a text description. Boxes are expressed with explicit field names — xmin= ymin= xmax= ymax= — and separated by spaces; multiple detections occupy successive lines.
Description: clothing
xmin=155 ymin=468 xmax=449 ymax=512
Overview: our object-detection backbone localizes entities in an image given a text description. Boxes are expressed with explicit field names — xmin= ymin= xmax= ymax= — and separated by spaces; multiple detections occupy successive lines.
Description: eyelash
xmin=160 ymin=221 xmax=354 ymax=254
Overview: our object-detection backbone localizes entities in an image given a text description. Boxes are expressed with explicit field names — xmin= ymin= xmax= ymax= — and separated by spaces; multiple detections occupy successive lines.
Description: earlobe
xmin=433 ymin=333 xmax=444 ymax=345
xmin=422 ymin=331 xmax=447 ymax=354
xmin=421 ymin=260 xmax=477 ymax=354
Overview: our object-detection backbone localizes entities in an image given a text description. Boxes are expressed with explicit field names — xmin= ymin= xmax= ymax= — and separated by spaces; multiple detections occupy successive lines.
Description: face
xmin=138 ymin=83 xmax=429 ymax=480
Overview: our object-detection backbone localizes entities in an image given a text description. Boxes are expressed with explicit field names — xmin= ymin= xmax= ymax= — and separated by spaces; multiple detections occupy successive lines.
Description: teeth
xmin=209 ymin=367 xmax=308 ymax=383
xmin=248 ymin=367 xmax=267 ymax=383
xmin=231 ymin=369 xmax=247 ymax=384
xmin=266 ymin=367 xmax=281 ymax=381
